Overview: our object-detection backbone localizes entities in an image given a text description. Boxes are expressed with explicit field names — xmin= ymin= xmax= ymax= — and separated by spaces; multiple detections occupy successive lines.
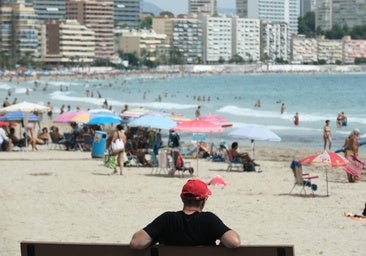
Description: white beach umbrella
xmin=229 ymin=124 xmax=281 ymax=160
xmin=0 ymin=101 xmax=49 ymax=113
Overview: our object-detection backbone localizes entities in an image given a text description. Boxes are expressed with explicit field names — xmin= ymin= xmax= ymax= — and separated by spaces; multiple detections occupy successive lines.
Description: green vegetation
xmin=298 ymin=12 xmax=366 ymax=40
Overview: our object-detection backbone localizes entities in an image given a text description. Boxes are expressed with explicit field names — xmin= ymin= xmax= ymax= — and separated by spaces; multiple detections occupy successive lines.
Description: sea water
xmin=1 ymin=72 xmax=365 ymax=151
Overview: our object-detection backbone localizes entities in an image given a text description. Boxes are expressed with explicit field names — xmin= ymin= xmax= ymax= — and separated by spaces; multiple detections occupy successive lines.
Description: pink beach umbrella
xmin=173 ymin=119 xmax=223 ymax=175
xmin=199 ymin=114 xmax=232 ymax=128
xmin=53 ymin=111 xmax=88 ymax=123
xmin=173 ymin=119 xmax=224 ymax=133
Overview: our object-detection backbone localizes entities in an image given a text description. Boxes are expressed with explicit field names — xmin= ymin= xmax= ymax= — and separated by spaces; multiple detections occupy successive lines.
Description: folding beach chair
xmin=289 ymin=160 xmax=318 ymax=196
xmin=225 ymin=148 xmax=243 ymax=172
xmin=151 ymin=149 xmax=170 ymax=175
xmin=169 ymin=149 xmax=194 ymax=177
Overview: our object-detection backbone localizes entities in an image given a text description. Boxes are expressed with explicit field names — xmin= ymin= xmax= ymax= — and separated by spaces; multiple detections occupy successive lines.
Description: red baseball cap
xmin=181 ymin=179 xmax=212 ymax=200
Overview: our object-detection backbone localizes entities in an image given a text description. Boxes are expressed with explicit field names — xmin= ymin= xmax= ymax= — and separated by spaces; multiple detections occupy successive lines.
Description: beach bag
xmin=243 ymin=162 xmax=256 ymax=172
xmin=111 ymin=138 xmax=124 ymax=153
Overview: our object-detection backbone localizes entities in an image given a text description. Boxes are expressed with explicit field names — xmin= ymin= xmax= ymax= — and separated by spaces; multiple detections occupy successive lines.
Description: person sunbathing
xmin=8 ymin=127 xmax=26 ymax=148
xmin=230 ymin=142 xmax=259 ymax=171
xmin=26 ymin=125 xmax=44 ymax=151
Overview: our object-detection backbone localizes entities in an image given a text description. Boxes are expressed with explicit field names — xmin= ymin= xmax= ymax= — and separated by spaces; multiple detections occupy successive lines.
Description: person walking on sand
xmin=323 ymin=120 xmax=332 ymax=150
xmin=129 ymin=179 xmax=241 ymax=249
xmin=107 ymin=124 xmax=126 ymax=175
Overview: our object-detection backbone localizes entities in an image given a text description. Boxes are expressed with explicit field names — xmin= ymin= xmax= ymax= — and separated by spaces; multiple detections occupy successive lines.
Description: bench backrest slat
xmin=20 ymin=242 xmax=294 ymax=256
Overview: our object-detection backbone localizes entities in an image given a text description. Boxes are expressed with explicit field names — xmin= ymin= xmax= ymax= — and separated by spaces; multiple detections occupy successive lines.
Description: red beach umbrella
xmin=299 ymin=151 xmax=348 ymax=196
xmin=299 ymin=151 xmax=348 ymax=167
xmin=0 ymin=121 xmax=10 ymax=127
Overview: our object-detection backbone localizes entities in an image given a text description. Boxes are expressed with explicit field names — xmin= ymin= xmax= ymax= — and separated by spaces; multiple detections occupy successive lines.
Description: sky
xmin=148 ymin=0 xmax=235 ymax=14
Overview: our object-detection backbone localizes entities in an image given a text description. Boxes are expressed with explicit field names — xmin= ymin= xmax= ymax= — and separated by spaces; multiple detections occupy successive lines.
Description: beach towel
xmin=104 ymin=154 xmax=117 ymax=170
xmin=344 ymin=212 xmax=366 ymax=221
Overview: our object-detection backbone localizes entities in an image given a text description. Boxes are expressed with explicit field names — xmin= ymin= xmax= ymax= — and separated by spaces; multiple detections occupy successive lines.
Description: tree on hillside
xmin=159 ymin=11 xmax=174 ymax=17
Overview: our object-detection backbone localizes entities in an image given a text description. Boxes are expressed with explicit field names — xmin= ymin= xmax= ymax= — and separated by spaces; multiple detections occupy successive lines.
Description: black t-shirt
xmin=143 ymin=211 xmax=230 ymax=246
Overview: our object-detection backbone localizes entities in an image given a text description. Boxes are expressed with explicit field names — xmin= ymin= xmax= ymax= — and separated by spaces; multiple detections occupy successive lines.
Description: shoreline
xmin=1 ymin=64 xmax=366 ymax=82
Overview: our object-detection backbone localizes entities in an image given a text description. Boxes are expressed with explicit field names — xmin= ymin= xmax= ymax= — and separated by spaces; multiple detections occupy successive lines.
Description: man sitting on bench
xmin=129 ymin=179 xmax=241 ymax=249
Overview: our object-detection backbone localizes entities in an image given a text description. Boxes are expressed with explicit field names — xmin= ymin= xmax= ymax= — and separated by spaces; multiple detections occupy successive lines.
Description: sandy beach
xmin=1 ymin=145 xmax=365 ymax=256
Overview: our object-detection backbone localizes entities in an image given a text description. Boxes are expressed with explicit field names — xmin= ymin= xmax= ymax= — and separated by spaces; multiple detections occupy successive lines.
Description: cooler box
xmin=92 ymin=131 xmax=107 ymax=158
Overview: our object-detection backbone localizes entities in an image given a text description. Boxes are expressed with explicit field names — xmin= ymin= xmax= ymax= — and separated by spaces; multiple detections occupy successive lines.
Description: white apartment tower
xmin=261 ymin=20 xmax=288 ymax=63
xmin=236 ymin=0 xmax=300 ymax=37
xmin=201 ymin=15 xmax=232 ymax=63
xmin=315 ymin=0 xmax=332 ymax=31
xmin=232 ymin=17 xmax=260 ymax=62
xmin=189 ymin=0 xmax=217 ymax=16
xmin=39 ymin=19 xmax=95 ymax=64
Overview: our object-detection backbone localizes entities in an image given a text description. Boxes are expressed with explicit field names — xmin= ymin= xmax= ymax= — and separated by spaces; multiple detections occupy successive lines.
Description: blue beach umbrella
xmin=87 ymin=115 xmax=121 ymax=125
xmin=128 ymin=114 xmax=177 ymax=130
xmin=0 ymin=111 xmax=40 ymax=122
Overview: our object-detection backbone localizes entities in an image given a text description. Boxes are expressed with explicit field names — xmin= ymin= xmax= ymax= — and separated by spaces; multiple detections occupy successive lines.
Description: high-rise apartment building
xmin=236 ymin=0 xmax=300 ymax=36
xmin=12 ymin=3 xmax=39 ymax=59
xmin=189 ymin=0 xmax=217 ymax=16
xmin=201 ymin=15 xmax=232 ymax=63
xmin=332 ymin=0 xmax=366 ymax=29
xmin=0 ymin=4 xmax=13 ymax=54
xmin=114 ymin=0 xmax=141 ymax=28
xmin=32 ymin=0 xmax=66 ymax=21
xmin=118 ymin=30 xmax=170 ymax=62
xmin=261 ymin=21 xmax=288 ymax=63
xmin=315 ymin=0 xmax=366 ymax=32
xmin=152 ymin=17 xmax=174 ymax=41
xmin=315 ymin=0 xmax=332 ymax=31
xmin=39 ymin=19 xmax=95 ymax=64
xmin=172 ymin=19 xmax=203 ymax=64
xmin=66 ymin=0 xmax=114 ymax=60
xmin=300 ymin=0 xmax=312 ymax=16
xmin=232 ymin=17 xmax=260 ymax=62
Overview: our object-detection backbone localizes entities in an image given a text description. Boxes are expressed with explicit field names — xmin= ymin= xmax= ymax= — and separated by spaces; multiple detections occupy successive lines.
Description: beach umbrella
xmin=71 ymin=112 xmax=90 ymax=123
xmin=173 ymin=119 xmax=224 ymax=133
xmin=0 ymin=121 xmax=10 ymax=127
xmin=0 ymin=112 xmax=40 ymax=122
xmin=228 ymin=124 xmax=281 ymax=159
xmin=299 ymin=151 xmax=348 ymax=196
xmin=0 ymin=101 xmax=49 ymax=113
xmin=199 ymin=114 xmax=232 ymax=128
xmin=88 ymin=108 xmax=115 ymax=116
xmin=87 ymin=115 xmax=121 ymax=125
xmin=173 ymin=119 xmax=223 ymax=174
xmin=128 ymin=114 xmax=177 ymax=130
xmin=120 ymin=107 xmax=151 ymax=118
xmin=53 ymin=111 xmax=88 ymax=123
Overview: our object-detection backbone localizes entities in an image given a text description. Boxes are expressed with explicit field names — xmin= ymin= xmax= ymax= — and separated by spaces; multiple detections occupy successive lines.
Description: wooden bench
xmin=20 ymin=241 xmax=294 ymax=256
